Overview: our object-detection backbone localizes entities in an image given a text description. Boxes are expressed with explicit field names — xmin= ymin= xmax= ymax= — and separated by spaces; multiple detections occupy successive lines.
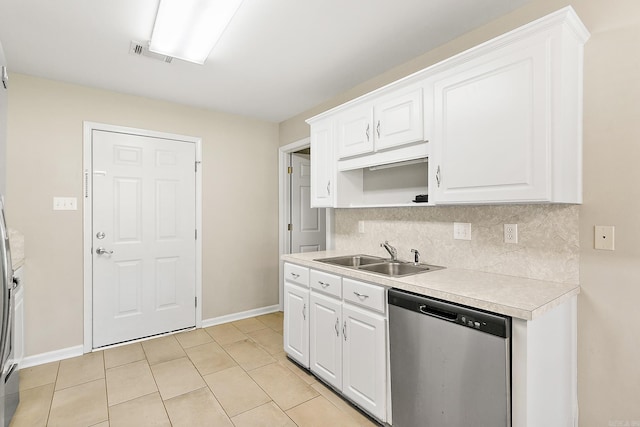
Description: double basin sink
xmin=315 ymin=254 xmax=444 ymax=278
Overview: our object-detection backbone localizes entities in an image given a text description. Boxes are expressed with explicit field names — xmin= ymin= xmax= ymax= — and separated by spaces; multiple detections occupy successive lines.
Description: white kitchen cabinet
xmin=342 ymin=303 xmax=386 ymax=421
xmin=283 ymin=263 xmax=310 ymax=368
xmin=284 ymin=283 xmax=309 ymax=367
xmin=336 ymin=103 xmax=374 ymax=159
xmin=431 ymin=41 xmax=547 ymax=203
xmin=305 ymin=268 xmax=388 ymax=422
xmin=336 ymin=88 xmax=424 ymax=160
xmin=427 ymin=9 xmax=588 ymax=204
xmin=374 ymin=88 xmax=424 ymax=151
xmin=431 ymin=29 xmax=565 ymax=203
xmin=13 ymin=266 xmax=24 ymax=366
xmin=309 ymin=291 xmax=342 ymax=390
xmin=310 ymin=117 xmax=335 ymax=208
xmin=307 ymin=7 xmax=588 ymax=207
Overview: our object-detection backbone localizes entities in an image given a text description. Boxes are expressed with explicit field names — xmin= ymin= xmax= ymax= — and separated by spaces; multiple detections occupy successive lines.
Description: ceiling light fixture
xmin=149 ymin=0 xmax=244 ymax=65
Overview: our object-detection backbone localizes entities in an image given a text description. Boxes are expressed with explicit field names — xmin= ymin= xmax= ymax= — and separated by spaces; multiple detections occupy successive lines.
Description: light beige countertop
xmin=282 ymin=250 xmax=580 ymax=321
xmin=8 ymin=228 xmax=25 ymax=270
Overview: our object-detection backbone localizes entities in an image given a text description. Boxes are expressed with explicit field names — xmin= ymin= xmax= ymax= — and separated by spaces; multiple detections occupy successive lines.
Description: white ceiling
xmin=0 ymin=0 xmax=530 ymax=122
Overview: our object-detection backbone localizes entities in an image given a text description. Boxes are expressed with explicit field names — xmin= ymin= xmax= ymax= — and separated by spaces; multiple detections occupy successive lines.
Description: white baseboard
xmin=202 ymin=304 xmax=280 ymax=328
xmin=21 ymin=345 xmax=84 ymax=369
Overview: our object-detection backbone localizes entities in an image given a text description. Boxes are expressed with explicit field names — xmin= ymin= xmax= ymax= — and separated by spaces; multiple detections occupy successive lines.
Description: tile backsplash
xmin=334 ymin=204 xmax=579 ymax=284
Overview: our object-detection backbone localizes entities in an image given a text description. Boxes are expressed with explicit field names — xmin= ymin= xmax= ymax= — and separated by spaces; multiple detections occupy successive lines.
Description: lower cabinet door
xmin=342 ymin=304 xmax=387 ymax=421
xmin=310 ymin=292 xmax=343 ymax=390
xmin=284 ymin=282 xmax=309 ymax=367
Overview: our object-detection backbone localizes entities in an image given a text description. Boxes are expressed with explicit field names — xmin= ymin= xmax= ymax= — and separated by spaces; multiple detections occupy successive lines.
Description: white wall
xmin=5 ymin=74 xmax=280 ymax=356
xmin=279 ymin=0 xmax=640 ymax=425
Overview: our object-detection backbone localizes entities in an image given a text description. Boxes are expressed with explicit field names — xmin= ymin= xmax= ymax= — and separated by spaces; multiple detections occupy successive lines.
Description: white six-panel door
xmin=91 ymin=130 xmax=196 ymax=348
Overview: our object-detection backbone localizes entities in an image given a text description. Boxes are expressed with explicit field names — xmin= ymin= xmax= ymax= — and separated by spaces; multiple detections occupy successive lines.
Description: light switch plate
xmin=358 ymin=220 xmax=365 ymax=234
xmin=594 ymin=225 xmax=615 ymax=250
xmin=453 ymin=222 xmax=471 ymax=240
xmin=53 ymin=197 xmax=77 ymax=211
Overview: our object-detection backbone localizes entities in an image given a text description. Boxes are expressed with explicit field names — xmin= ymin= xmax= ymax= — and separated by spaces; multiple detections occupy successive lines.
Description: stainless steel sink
xmin=315 ymin=254 xmax=387 ymax=267
xmin=358 ymin=262 xmax=443 ymax=277
xmin=315 ymin=254 xmax=444 ymax=277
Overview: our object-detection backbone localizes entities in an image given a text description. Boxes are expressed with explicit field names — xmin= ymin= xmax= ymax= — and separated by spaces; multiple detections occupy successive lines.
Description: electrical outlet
xmin=53 ymin=197 xmax=78 ymax=211
xmin=453 ymin=222 xmax=471 ymax=240
xmin=358 ymin=220 xmax=365 ymax=234
xmin=594 ymin=225 xmax=615 ymax=250
xmin=504 ymin=224 xmax=518 ymax=244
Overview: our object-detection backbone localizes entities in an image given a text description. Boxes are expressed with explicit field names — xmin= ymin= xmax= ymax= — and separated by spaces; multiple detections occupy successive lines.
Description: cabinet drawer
xmin=310 ymin=269 xmax=342 ymax=298
xmin=343 ymin=278 xmax=386 ymax=314
xmin=284 ymin=263 xmax=309 ymax=288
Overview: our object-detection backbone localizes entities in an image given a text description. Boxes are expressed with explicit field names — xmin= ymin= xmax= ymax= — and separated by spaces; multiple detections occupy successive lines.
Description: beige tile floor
xmin=11 ymin=312 xmax=381 ymax=427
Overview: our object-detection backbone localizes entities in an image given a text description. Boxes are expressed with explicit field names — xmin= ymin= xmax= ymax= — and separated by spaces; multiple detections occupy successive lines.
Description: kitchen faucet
xmin=380 ymin=241 xmax=398 ymax=261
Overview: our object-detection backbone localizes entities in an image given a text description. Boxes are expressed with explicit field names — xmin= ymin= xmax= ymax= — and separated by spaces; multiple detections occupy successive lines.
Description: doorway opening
xmin=278 ymin=138 xmax=332 ymax=310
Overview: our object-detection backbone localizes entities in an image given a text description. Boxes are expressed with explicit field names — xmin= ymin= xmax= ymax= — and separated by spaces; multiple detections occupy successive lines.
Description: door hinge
xmin=287 ymin=224 xmax=292 ymax=231
xmin=287 ymin=166 xmax=293 ymax=174
xmin=195 ymin=160 xmax=201 ymax=172
xmin=195 ymin=229 xmax=198 ymax=240
xmin=195 ymin=296 xmax=198 ymax=308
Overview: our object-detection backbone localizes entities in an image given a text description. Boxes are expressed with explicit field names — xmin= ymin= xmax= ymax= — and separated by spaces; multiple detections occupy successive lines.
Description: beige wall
xmin=6 ymin=74 xmax=280 ymax=356
xmin=279 ymin=0 xmax=640 ymax=425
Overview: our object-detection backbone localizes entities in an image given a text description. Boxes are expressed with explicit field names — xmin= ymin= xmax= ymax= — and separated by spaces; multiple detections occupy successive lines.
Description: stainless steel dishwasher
xmin=388 ymin=288 xmax=511 ymax=427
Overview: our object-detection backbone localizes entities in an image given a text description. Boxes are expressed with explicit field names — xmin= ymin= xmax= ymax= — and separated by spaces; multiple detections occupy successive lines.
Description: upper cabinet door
xmin=310 ymin=118 xmax=335 ymax=208
xmin=374 ymin=87 xmax=424 ymax=151
xmin=432 ymin=36 xmax=551 ymax=204
xmin=336 ymin=104 xmax=374 ymax=159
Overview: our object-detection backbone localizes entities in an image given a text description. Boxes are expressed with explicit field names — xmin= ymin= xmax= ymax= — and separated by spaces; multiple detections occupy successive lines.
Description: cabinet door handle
xmin=342 ymin=321 xmax=347 ymax=341
xmin=366 ymin=123 xmax=370 ymax=142
xmin=318 ymin=281 xmax=330 ymax=288
xmin=436 ymin=165 xmax=441 ymax=187
xmin=326 ymin=180 xmax=331 ymax=196
xmin=376 ymin=120 xmax=381 ymax=138
xmin=353 ymin=291 xmax=369 ymax=299
xmin=335 ymin=318 xmax=340 ymax=337
xmin=302 ymin=303 xmax=306 ymax=320
xmin=290 ymin=272 xmax=300 ymax=279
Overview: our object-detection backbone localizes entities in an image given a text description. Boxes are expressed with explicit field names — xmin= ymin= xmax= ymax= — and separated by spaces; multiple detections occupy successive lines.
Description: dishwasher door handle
xmin=418 ymin=304 xmax=457 ymax=321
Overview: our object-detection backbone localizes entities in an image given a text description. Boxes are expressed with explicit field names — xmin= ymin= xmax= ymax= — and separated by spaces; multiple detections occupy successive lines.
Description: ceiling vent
xmin=129 ymin=41 xmax=173 ymax=63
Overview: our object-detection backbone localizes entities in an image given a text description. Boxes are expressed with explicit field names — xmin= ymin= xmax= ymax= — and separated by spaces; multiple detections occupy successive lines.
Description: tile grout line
xmin=45 ymin=361 xmax=62 ymax=426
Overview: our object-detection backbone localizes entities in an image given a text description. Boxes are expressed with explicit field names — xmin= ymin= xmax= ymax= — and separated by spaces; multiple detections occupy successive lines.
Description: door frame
xmin=278 ymin=138 xmax=334 ymax=310
xmin=82 ymin=121 xmax=203 ymax=353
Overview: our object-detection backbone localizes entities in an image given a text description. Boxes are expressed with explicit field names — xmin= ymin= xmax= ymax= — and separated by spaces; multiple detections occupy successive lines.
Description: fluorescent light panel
xmin=149 ymin=0 xmax=243 ymax=64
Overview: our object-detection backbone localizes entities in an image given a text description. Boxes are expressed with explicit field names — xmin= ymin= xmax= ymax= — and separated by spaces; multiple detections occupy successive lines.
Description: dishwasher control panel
xmin=388 ymin=288 xmax=510 ymax=338
xmin=460 ymin=315 xmax=487 ymax=331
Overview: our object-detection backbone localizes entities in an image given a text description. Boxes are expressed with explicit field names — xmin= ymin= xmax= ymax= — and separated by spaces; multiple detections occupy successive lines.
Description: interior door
xmin=92 ymin=130 xmax=196 ymax=348
xmin=290 ymin=153 xmax=325 ymax=253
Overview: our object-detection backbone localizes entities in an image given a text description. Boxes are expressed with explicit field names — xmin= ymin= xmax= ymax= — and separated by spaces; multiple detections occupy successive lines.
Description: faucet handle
xmin=411 ymin=248 xmax=420 ymax=264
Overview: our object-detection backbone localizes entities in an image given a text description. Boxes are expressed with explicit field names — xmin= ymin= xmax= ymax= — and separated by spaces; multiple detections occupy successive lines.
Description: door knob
xmin=95 ymin=247 xmax=113 ymax=255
